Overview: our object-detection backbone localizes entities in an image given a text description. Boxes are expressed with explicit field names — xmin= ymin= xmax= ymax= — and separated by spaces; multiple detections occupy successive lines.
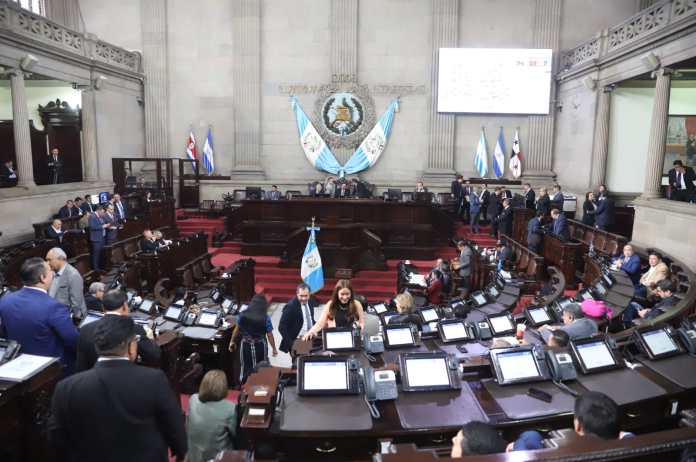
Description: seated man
xmin=612 ymin=244 xmax=641 ymax=286
xmin=425 ymin=269 xmax=444 ymax=305
xmin=414 ymin=181 xmax=428 ymax=193
xmin=636 ymin=251 xmax=670 ymax=298
xmin=73 ymin=198 xmax=85 ymax=216
xmin=140 ymin=229 xmax=158 ymax=253
xmin=46 ymin=218 xmax=65 ymax=241
xmin=494 ymin=241 xmax=512 ymax=272
xmin=539 ymin=303 xmax=597 ymax=343
xmin=622 ymin=279 xmax=679 ymax=327
xmin=547 ymin=329 xmax=570 ymax=348
xmin=548 ymin=208 xmax=570 ymax=242
xmin=84 ymin=282 xmax=105 ymax=312
xmin=451 ymin=421 xmax=507 ymax=457
xmin=58 ymin=200 xmax=77 ymax=218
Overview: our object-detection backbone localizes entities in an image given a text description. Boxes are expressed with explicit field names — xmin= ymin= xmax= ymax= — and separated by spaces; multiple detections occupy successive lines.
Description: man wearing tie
xmin=267 ymin=185 xmax=282 ymax=200
xmin=668 ymin=160 xmax=696 ymax=202
xmin=523 ymin=183 xmax=536 ymax=209
xmin=549 ymin=208 xmax=570 ymax=242
xmin=46 ymin=219 xmax=65 ymax=242
xmin=81 ymin=195 xmax=95 ymax=214
xmin=88 ymin=206 xmax=110 ymax=271
xmin=550 ymin=184 xmax=564 ymax=211
xmin=103 ymin=204 xmax=119 ymax=245
xmin=278 ymin=283 xmax=318 ymax=354
xmin=461 ymin=180 xmax=473 ymax=222
xmin=48 ymin=147 xmax=64 ymax=184
xmin=59 ymin=200 xmax=77 ymax=218
xmin=112 ymin=194 xmax=128 ymax=223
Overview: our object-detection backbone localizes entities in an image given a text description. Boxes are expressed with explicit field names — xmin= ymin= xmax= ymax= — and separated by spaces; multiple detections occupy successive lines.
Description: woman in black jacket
xmin=582 ymin=191 xmax=597 ymax=226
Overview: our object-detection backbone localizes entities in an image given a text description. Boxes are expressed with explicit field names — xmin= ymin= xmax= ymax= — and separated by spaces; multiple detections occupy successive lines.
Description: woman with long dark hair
xmin=582 ymin=191 xmax=597 ymax=226
xmin=302 ymin=279 xmax=365 ymax=340
xmin=229 ymin=294 xmax=277 ymax=383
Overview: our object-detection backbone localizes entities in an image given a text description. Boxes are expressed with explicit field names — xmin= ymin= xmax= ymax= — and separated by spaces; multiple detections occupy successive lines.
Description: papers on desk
xmin=181 ymin=326 xmax=218 ymax=340
xmin=0 ymin=354 xmax=58 ymax=382
xmin=408 ymin=273 xmax=426 ymax=287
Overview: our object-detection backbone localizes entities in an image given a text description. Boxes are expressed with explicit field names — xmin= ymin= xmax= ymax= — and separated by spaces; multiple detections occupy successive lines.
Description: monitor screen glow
xmin=441 ymin=322 xmax=470 ymax=341
xmin=421 ymin=308 xmax=439 ymax=323
xmin=198 ymin=312 xmax=218 ymax=327
xmin=405 ymin=357 xmax=450 ymax=388
xmin=386 ymin=327 xmax=414 ymax=346
xmin=528 ymin=307 xmax=550 ymax=324
xmin=139 ymin=300 xmax=153 ymax=312
xmin=221 ymin=299 xmax=232 ymax=310
xmin=642 ymin=330 xmax=679 ymax=357
xmin=576 ymin=341 xmax=616 ymax=370
xmin=303 ymin=361 xmax=348 ymax=391
xmin=473 ymin=293 xmax=487 ymax=305
xmin=165 ymin=306 xmax=182 ymax=320
xmin=373 ymin=303 xmax=387 ymax=314
xmin=497 ymin=350 xmax=542 ymax=382
xmin=325 ymin=331 xmax=355 ymax=350
xmin=489 ymin=316 xmax=513 ymax=333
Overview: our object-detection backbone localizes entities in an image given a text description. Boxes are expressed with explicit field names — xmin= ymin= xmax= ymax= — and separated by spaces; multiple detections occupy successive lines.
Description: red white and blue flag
xmin=186 ymin=130 xmax=197 ymax=162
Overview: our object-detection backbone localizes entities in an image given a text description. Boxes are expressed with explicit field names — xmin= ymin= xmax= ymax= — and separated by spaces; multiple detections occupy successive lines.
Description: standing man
xmin=550 ymin=184 xmax=564 ymax=211
xmin=112 ymin=193 xmax=128 ymax=223
xmin=267 ymin=185 xmax=282 ymax=200
xmin=522 ymin=183 xmax=536 ymax=209
xmin=668 ymin=160 xmax=696 ymax=202
xmin=0 ymin=257 xmax=78 ymax=371
xmin=536 ymin=187 xmax=551 ymax=216
xmin=451 ymin=175 xmax=463 ymax=216
xmin=461 ymin=180 xmax=473 ymax=222
xmin=103 ymin=203 xmax=119 ymax=245
xmin=46 ymin=247 xmax=87 ymax=319
xmin=469 ymin=187 xmax=482 ymax=235
xmin=527 ymin=211 xmax=544 ymax=254
xmin=493 ymin=198 xmax=513 ymax=238
xmin=549 ymin=208 xmax=570 ymax=242
xmin=594 ymin=189 xmax=615 ymax=231
xmin=278 ymin=283 xmax=319 ymax=354
xmin=49 ymin=315 xmax=187 ymax=462
xmin=88 ymin=206 xmax=109 ymax=271
xmin=452 ymin=241 xmax=473 ymax=298
xmin=48 ymin=147 xmax=64 ymax=184
xmin=479 ymin=184 xmax=490 ymax=224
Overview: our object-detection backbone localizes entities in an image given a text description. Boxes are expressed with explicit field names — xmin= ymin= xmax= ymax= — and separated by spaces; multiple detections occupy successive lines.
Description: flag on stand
xmin=202 ymin=127 xmax=215 ymax=175
xmin=474 ymin=128 xmax=488 ymax=177
xmin=186 ymin=130 xmax=197 ymax=162
xmin=493 ymin=127 xmax=506 ymax=178
xmin=301 ymin=221 xmax=324 ymax=294
xmin=509 ymin=129 xmax=523 ymax=178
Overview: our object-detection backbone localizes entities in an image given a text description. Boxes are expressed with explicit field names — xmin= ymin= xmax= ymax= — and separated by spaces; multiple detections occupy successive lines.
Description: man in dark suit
xmin=527 ymin=210 xmax=545 ymax=254
xmin=594 ymin=193 xmax=615 ymax=231
xmin=84 ymin=282 xmax=105 ymax=312
xmin=414 ymin=181 xmax=428 ymax=193
xmin=549 ymin=208 xmax=570 ymax=242
xmin=480 ymin=184 xmax=490 ymax=224
xmin=46 ymin=218 xmax=65 ymax=242
xmin=88 ymin=206 xmax=109 ymax=271
xmin=266 ymin=185 xmax=282 ymax=200
xmin=668 ymin=160 xmax=696 ymax=202
xmin=48 ymin=147 xmax=64 ymax=184
xmin=523 ymin=183 xmax=536 ymax=209
xmin=140 ymin=229 xmax=158 ymax=253
xmin=550 ymin=184 xmax=564 ymax=211
xmin=103 ymin=203 xmax=119 ymax=245
xmin=112 ymin=193 xmax=128 ymax=222
xmin=1 ymin=159 xmax=18 ymax=187
xmin=49 ymin=315 xmax=186 ymax=462
xmin=494 ymin=199 xmax=513 ymax=238
xmin=461 ymin=180 xmax=473 ymax=221
xmin=536 ymin=187 xmax=551 ymax=216
xmin=278 ymin=283 xmax=318 ymax=353
xmin=81 ymin=195 xmax=95 ymax=214
xmin=0 ymin=257 xmax=78 ymax=371
xmin=451 ymin=175 xmax=463 ymax=215
xmin=59 ymin=200 xmax=77 ymax=218
xmin=76 ymin=290 xmax=160 ymax=372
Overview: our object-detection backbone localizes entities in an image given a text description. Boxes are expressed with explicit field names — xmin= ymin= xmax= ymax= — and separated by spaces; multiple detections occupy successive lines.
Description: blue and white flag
xmin=343 ymin=99 xmax=399 ymax=175
xmin=301 ymin=225 xmax=324 ymax=294
xmin=290 ymin=96 xmax=342 ymax=175
xmin=493 ymin=127 xmax=506 ymax=178
xmin=202 ymin=127 xmax=214 ymax=175
xmin=474 ymin=128 xmax=488 ymax=177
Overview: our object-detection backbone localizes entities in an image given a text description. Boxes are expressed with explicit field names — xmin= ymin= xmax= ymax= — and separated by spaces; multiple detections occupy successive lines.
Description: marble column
xmin=641 ymin=68 xmax=672 ymax=199
xmin=330 ymin=0 xmax=359 ymax=165
xmin=422 ymin=0 xmax=458 ymax=182
xmin=589 ymin=86 xmax=613 ymax=189
xmin=80 ymin=87 xmax=99 ymax=182
xmin=231 ymin=0 xmax=265 ymax=180
xmin=9 ymin=69 xmax=36 ymax=188
xmin=141 ymin=0 xmax=169 ymax=158
xmin=45 ymin=0 xmax=82 ymax=31
xmin=524 ymin=0 xmax=562 ymax=181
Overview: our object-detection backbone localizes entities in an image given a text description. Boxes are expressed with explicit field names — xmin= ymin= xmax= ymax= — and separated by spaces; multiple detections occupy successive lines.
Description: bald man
xmin=46 ymin=247 xmax=86 ymax=319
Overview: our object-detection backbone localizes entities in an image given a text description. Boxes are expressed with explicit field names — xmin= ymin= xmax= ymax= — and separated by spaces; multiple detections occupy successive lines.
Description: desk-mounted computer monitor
xmin=570 ymin=337 xmax=621 ymax=374
xmin=384 ymin=324 xmax=418 ymax=348
xmin=98 ymin=192 xmax=110 ymax=203
xmin=245 ymin=187 xmax=263 ymax=200
xmin=437 ymin=319 xmax=474 ymax=343
xmin=196 ymin=309 xmax=222 ymax=328
xmin=486 ymin=313 xmax=516 ymax=337
xmin=371 ymin=303 xmax=388 ymax=315
xmin=418 ymin=307 xmax=440 ymax=324
xmin=489 ymin=346 xmax=549 ymax=386
xmin=79 ymin=311 xmax=104 ymax=329
xmin=524 ymin=306 xmax=552 ymax=328
xmin=635 ymin=326 xmax=682 ymax=360
xmin=399 ymin=352 xmax=461 ymax=391
xmin=138 ymin=299 xmax=155 ymax=314
xmin=322 ymin=328 xmax=359 ymax=352
xmin=387 ymin=188 xmax=402 ymax=202
xmin=380 ymin=311 xmax=399 ymax=326
xmin=297 ymin=356 xmax=359 ymax=396
xmin=471 ymin=291 xmax=488 ymax=307
xmin=163 ymin=305 xmax=183 ymax=322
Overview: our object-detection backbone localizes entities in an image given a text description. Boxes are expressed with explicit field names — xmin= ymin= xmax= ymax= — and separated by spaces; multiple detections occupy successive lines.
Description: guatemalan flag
xmin=300 ymin=225 xmax=324 ymax=294
xmin=493 ymin=127 xmax=506 ymax=178
xmin=343 ymin=99 xmax=399 ymax=175
xmin=202 ymin=127 xmax=215 ymax=175
xmin=186 ymin=130 xmax=197 ymax=162
xmin=509 ymin=128 xmax=523 ymax=178
xmin=290 ymin=96 xmax=342 ymax=175
xmin=474 ymin=128 xmax=488 ymax=177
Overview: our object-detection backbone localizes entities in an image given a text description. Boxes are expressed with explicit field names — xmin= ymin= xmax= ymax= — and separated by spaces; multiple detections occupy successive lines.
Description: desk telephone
xmin=363 ymin=333 xmax=385 ymax=354
xmin=475 ymin=321 xmax=492 ymax=340
xmin=0 ymin=339 xmax=20 ymax=364
xmin=678 ymin=328 xmax=696 ymax=354
xmin=546 ymin=349 xmax=578 ymax=382
xmin=363 ymin=367 xmax=398 ymax=401
xmin=163 ymin=304 xmax=197 ymax=326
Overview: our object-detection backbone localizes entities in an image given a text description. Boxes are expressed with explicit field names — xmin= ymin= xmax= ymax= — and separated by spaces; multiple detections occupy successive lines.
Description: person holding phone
xmin=302 ymin=279 xmax=365 ymax=340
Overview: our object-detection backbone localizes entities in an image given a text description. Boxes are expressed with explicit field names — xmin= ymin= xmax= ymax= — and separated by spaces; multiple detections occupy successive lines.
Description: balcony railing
xmin=560 ymin=0 xmax=696 ymax=72
xmin=0 ymin=0 xmax=141 ymax=74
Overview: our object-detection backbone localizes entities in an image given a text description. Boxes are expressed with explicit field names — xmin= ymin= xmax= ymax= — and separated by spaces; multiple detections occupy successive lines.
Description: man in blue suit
xmin=526 ymin=210 xmax=545 ymax=254
xmin=88 ymin=206 xmax=110 ymax=271
xmin=594 ymin=194 xmax=614 ymax=231
xmin=0 ymin=257 xmax=78 ymax=373
xmin=613 ymin=244 xmax=641 ymax=286
xmin=549 ymin=208 xmax=570 ymax=242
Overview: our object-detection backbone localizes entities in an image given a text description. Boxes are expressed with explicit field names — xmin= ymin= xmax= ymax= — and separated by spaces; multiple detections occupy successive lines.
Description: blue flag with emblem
xmin=290 ymin=96 xmax=343 ymax=176
xmin=493 ymin=127 xmax=505 ymax=178
xmin=343 ymin=98 xmax=399 ymax=174
xmin=300 ymin=222 xmax=324 ymax=294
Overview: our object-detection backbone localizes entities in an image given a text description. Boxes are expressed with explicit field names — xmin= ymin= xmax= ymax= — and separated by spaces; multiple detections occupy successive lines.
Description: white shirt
xmin=97 ymin=356 xmax=130 ymax=362
xmin=298 ymin=303 xmax=312 ymax=336
xmin=678 ymin=171 xmax=686 ymax=189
